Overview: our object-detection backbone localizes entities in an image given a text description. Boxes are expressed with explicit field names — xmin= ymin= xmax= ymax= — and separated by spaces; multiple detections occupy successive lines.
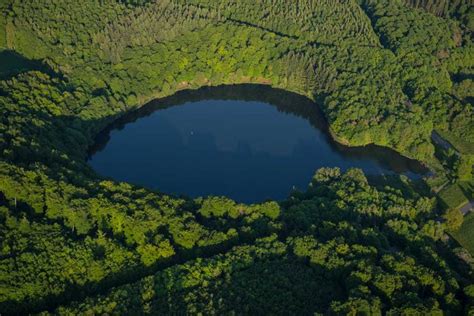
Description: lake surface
xmin=89 ymin=85 xmax=427 ymax=203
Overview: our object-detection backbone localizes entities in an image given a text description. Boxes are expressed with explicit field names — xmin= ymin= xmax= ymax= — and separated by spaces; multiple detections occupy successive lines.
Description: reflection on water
xmin=88 ymin=84 xmax=427 ymax=203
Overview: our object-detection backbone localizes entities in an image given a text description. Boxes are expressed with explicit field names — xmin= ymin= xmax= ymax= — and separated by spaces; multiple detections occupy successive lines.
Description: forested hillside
xmin=0 ymin=0 xmax=473 ymax=314
xmin=403 ymin=0 xmax=474 ymax=29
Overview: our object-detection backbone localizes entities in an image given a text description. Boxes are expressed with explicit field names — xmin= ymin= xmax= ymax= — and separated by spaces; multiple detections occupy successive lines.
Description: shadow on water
xmin=88 ymin=84 xmax=429 ymax=202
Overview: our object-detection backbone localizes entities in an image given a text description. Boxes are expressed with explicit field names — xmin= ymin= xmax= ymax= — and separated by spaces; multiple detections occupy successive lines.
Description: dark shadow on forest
xmin=88 ymin=84 xmax=429 ymax=179
xmin=451 ymin=73 xmax=474 ymax=82
xmin=142 ymin=258 xmax=343 ymax=315
xmin=0 ymin=50 xmax=57 ymax=80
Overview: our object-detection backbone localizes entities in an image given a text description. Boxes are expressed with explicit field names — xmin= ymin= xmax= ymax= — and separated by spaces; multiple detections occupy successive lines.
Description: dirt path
xmin=460 ymin=200 xmax=474 ymax=216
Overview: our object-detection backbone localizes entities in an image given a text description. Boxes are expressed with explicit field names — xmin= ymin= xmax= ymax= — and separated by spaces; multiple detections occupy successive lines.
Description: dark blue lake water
xmin=89 ymin=85 xmax=426 ymax=203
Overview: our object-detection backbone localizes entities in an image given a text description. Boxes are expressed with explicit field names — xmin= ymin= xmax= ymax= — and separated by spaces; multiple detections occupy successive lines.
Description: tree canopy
xmin=0 ymin=0 xmax=472 ymax=314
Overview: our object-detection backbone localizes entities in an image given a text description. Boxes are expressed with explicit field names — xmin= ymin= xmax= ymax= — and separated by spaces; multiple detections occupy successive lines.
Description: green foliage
xmin=403 ymin=0 xmax=474 ymax=31
xmin=451 ymin=213 xmax=474 ymax=256
xmin=36 ymin=169 xmax=470 ymax=314
xmin=456 ymin=155 xmax=474 ymax=181
xmin=438 ymin=129 xmax=474 ymax=155
xmin=439 ymin=183 xmax=470 ymax=210
xmin=0 ymin=0 xmax=472 ymax=314
xmin=466 ymin=284 xmax=474 ymax=301
xmin=3 ymin=0 xmax=471 ymax=164
xmin=0 ymin=20 xmax=5 ymax=49
xmin=443 ymin=208 xmax=464 ymax=231
xmin=136 ymin=240 xmax=175 ymax=266
xmin=119 ymin=0 xmax=152 ymax=6
xmin=199 ymin=196 xmax=237 ymax=218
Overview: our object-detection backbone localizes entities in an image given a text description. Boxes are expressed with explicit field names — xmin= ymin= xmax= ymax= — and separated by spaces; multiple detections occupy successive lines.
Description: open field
xmin=439 ymin=183 xmax=470 ymax=210
xmin=452 ymin=213 xmax=474 ymax=256
xmin=437 ymin=130 xmax=474 ymax=155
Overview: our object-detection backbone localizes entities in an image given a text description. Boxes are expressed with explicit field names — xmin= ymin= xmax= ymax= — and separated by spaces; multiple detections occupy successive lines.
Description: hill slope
xmin=0 ymin=0 xmax=473 ymax=314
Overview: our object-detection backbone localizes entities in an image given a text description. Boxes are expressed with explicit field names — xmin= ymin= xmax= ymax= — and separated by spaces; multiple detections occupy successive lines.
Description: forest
xmin=0 ymin=0 xmax=473 ymax=314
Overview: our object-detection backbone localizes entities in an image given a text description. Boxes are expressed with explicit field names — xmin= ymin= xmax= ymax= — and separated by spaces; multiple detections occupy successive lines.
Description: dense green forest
xmin=0 ymin=0 xmax=473 ymax=314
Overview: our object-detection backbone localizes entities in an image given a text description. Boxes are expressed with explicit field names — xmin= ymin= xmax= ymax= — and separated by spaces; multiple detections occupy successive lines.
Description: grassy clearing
xmin=452 ymin=212 xmax=474 ymax=256
xmin=459 ymin=181 xmax=474 ymax=200
xmin=426 ymin=173 xmax=448 ymax=192
xmin=439 ymin=183 xmax=469 ymax=210
xmin=437 ymin=130 xmax=474 ymax=155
